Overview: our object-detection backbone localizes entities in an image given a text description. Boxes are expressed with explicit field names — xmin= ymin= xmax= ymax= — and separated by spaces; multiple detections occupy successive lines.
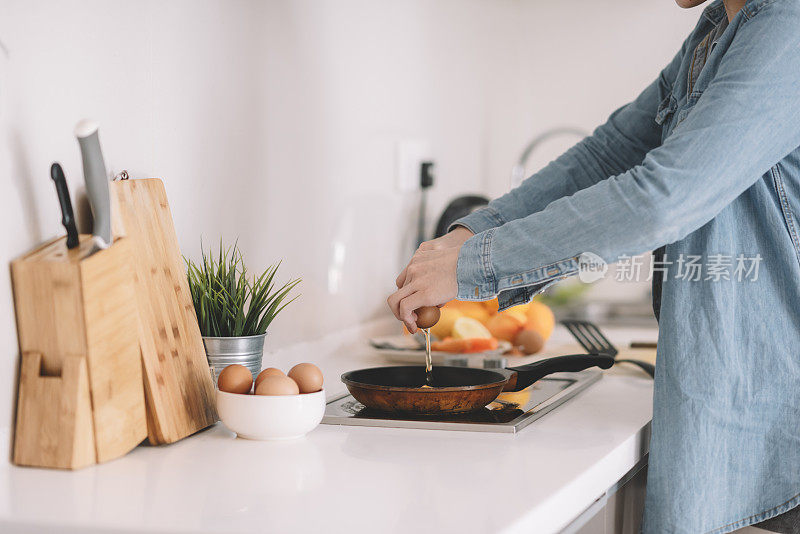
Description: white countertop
xmin=0 ymin=320 xmax=657 ymax=534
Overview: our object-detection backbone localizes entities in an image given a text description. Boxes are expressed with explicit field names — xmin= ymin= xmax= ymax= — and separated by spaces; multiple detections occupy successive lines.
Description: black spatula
xmin=561 ymin=319 xmax=655 ymax=378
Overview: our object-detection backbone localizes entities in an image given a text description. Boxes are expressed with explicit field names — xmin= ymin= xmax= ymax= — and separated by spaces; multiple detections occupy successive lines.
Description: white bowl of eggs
xmin=216 ymin=362 xmax=325 ymax=440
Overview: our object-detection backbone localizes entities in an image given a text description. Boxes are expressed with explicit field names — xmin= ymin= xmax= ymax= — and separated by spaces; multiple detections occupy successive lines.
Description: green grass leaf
xmin=184 ymin=241 xmax=301 ymax=337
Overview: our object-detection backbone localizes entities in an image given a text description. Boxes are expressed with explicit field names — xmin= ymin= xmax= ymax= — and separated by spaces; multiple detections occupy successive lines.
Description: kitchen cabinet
xmin=566 ymin=462 xmax=648 ymax=534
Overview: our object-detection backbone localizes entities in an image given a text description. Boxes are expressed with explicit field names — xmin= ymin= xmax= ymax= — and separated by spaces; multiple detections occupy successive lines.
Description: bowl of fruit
xmin=215 ymin=363 xmax=325 ymax=440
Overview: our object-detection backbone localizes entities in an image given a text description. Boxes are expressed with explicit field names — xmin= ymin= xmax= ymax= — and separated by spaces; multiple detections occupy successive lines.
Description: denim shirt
xmin=453 ymin=1 xmax=800 ymax=532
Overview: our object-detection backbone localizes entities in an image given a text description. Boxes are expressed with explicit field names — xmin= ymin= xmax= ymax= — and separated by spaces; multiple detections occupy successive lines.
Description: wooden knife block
xmin=11 ymin=236 xmax=147 ymax=469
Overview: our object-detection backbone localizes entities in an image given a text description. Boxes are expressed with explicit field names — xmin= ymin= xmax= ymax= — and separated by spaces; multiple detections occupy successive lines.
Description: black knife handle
xmin=50 ymin=163 xmax=79 ymax=249
xmin=506 ymin=353 xmax=615 ymax=391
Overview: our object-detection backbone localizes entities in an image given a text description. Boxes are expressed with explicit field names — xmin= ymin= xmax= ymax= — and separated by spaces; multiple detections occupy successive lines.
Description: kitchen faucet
xmin=511 ymin=127 xmax=588 ymax=189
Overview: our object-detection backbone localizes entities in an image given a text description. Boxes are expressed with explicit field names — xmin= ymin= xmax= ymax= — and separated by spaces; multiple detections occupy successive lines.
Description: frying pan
xmin=341 ymin=354 xmax=614 ymax=414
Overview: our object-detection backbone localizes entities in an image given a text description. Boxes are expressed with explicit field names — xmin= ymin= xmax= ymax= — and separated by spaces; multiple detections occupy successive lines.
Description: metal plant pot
xmin=203 ymin=334 xmax=267 ymax=386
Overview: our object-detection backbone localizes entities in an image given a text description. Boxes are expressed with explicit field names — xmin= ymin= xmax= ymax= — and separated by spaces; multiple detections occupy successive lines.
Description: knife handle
xmin=75 ymin=119 xmax=112 ymax=249
xmin=50 ymin=163 xmax=79 ymax=249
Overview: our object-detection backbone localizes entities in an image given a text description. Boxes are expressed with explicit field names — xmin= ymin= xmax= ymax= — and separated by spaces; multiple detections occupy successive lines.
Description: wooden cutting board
xmin=111 ymin=179 xmax=217 ymax=444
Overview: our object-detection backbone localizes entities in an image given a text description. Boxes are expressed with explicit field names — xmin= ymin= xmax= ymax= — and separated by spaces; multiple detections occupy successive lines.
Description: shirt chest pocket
xmin=655 ymin=95 xmax=678 ymax=127
xmin=655 ymin=93 xmax=701 ymax=135
xmin=674 ymin=92 xmax=702 ymax=127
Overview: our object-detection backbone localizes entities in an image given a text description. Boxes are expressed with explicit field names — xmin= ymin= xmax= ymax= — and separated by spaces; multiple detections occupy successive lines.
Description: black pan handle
xmin=615 ymin=359 xmax=655 ymax=378
xmin=504 ymin=353 xmax=615 ymax=391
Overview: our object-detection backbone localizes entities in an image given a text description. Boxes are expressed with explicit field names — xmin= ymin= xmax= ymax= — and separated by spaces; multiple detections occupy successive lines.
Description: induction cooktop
xmin=321 ymin=369 xmax=602 ymax=434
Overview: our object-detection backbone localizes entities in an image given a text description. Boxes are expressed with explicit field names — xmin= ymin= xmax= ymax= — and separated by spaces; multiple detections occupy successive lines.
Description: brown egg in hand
xmin=218 ymin=364 xmax=254 ymax=394
xmin=255 ymin=367 xmax=284 ymax=388
xmin=415 ymin=306 xmax=441 ymax=329
xmin=255 ymin=375 xmax=300 ymax=396
xmin=288 ymin=363 xmax=324 ymax=393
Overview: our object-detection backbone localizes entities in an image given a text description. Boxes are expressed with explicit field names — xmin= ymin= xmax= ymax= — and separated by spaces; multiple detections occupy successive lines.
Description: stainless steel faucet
xmin=511 ymin=127 xmax=589 ymax=189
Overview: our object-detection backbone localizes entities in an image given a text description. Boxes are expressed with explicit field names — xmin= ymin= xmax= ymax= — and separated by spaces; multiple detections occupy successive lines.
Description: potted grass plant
xmin=186 ymin=241 xmax=301 ymax=385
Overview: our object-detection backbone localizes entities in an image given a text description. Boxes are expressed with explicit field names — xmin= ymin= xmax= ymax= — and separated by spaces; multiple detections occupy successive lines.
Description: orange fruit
xmin=486 ymin=313 xmax=525 ymax=342
xmin=525 ymin=301 xmax=555 ymax=340
xmin=509 ymin=302 xmax=531 ymax=314
xmin=501 ymin=307 xmax=528 ymax=325
xmin=430 ymin=307 xmax=463 ymax=339
xmin=482 ymin=298 xmax=500 ymax=314
xmin=445 ymin=300 xmax=491 ymax=325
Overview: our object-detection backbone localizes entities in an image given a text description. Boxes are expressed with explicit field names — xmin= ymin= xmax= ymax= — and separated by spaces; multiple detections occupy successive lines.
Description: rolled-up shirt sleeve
xmin=451 ymin=205 xmax=507 ymax=237
xmin=457 ymin=2 xmax=800 ymax=309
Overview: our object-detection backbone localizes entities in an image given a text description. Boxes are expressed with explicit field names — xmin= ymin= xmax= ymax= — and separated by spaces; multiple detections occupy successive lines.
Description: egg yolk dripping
xmin=414 ymin=306 xmax=441 ymax=388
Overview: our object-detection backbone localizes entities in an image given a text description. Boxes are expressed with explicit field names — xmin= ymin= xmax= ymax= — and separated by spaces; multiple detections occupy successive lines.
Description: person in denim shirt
xmin=388 ymin=0 xmax=800 ymax=532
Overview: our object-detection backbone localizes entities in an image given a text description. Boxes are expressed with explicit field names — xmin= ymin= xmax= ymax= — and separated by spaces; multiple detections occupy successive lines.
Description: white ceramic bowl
xmin=216 ymin=389 xmax=326 ymax=440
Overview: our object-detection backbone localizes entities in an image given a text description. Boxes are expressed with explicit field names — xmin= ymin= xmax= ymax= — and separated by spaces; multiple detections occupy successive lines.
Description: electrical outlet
xmin=395 ymin=139 xmax=432 ymax=192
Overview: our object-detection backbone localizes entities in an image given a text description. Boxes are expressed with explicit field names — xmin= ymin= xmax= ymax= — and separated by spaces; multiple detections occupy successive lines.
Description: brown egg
xmin=515 ymin=329 xmax=545 ymax=355
xmin=255 ymin=375 xmax=300 ymax=396
xmin=217 ymin=364 xmax=253 ymax=394
xmin=255 ymin=367 xmax=285 ymax=387
xmin=287 ymin=363 xmax=324 ymax=393
xmin=415 ymin=306 xmax=441 ymax=329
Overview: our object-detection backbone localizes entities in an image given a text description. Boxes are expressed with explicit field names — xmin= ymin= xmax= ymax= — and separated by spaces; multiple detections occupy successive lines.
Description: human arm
xmin=388 ymin=28 xmax=688 ymax=329
xmin=454 ymin=41 xmax=687 ymax=235
xmin=456 ymin=1 xmax=800 ymax=309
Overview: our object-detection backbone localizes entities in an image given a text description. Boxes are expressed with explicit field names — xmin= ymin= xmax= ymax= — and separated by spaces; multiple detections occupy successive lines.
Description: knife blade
xmin=49 ymin=162 xmax=79 ymax=249
xmin=74 ymin=119 xmax=112 ymax=250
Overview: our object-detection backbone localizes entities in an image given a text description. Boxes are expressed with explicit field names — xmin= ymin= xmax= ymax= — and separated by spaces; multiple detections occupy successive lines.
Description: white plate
xmin=369 ymin=334 xmax=512 ymax=365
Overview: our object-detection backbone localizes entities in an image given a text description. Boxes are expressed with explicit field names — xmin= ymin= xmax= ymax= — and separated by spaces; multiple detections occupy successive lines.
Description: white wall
xmin=0 ymin=1 xmax=697 ymax=438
